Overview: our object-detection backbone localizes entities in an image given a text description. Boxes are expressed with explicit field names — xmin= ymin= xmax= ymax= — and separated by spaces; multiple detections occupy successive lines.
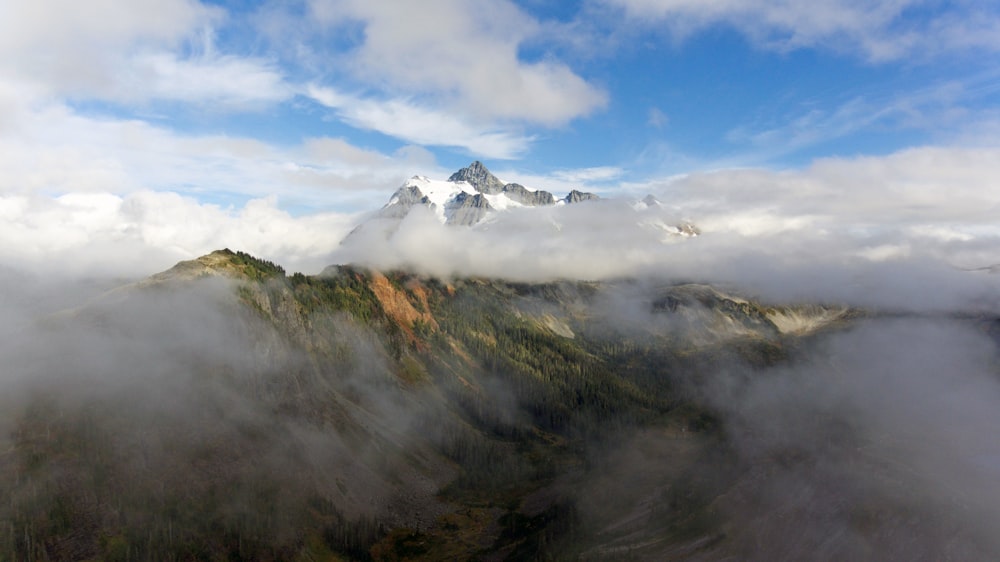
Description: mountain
xmin=343 ymin=162 xmax=698 ymax=257
xmin=0 ymin=249 xmax=854 ymax=561
xmin=377 ymin=161 xmax=600 ymax=226
xmin=446 ymin=160 xmax=506 ymax=195
xmin=4 ymin=250 xmax=997 ymax=560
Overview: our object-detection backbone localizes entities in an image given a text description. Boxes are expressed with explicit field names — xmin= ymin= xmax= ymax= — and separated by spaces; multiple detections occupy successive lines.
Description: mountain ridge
xmin=342 ymin=161 xmax=700 ymax=254
xmin=380 ymin=161 xmax=604 ymax=226
xmin=12 ymin=250 xmax=986 ymax=561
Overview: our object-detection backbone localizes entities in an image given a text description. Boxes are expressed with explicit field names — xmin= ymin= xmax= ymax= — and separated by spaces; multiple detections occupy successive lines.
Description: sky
xmin=1 ymin=0 xmax=1000 ymax=279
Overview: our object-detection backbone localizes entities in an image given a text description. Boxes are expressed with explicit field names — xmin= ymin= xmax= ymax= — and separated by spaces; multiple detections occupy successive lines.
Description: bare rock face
xmin=379 ymin=184 xmax=431 ymax=219
xmin=448 ymin=161 xmax=505 ymax=195
xmin=446 ymin=192 xmax=493 ymax=225
xmin=502 ymin=183 xmax=555 ymax=206
xmin=564 ymin=189 xmax=600 ymax=204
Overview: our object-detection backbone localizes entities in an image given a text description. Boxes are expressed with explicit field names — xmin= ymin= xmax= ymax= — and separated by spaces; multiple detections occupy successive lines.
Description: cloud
xmin=0 ymin=1 xmax=301 ymax=112
xmin=647 ymin=107 xmax=669 ymax=129
xmin=0 ymin=0 xmax=217 ymax=53
xmin=722 ymin=74 xmax=1000 ymax=162
xmin=0 ymin=266 xmax=456 ymax=544
xmin=603 ymin=0 xmax=1000 ymax=61
xmin=0 ymin=0 xmax=229 ymax=100
xmin=0 ymin=190 xmax=357 ymax=277
xmin=307 ymin=0 xmax=606 ymax=125
xmin=488 ymin=165 xmax=627 ymax=195
xmin=648 ymin=146 xmax=1000 ymax=234
xmin=335 ymin=144 xmax=1000 ymax=313
xmin=697 ymin=318 xmax=1000 ymax=558
xmin=552 ymin=166 xmax=625 ymax=183
xmin=116 ymin=51 xmax=293 ymax=108
xmin=307 ymin=85 xmax=533 ymax=159
xmin=0 ymin=91 xmax=437 ymax=206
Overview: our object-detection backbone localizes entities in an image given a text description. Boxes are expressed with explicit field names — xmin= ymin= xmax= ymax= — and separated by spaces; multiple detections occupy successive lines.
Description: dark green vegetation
xmin=0 ymin=250 xmax=856 ymax=560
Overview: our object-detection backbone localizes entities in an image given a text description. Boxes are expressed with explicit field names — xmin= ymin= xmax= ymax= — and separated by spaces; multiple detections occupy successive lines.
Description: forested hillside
xmin=6 ymin=250 xmax=990 ymax=561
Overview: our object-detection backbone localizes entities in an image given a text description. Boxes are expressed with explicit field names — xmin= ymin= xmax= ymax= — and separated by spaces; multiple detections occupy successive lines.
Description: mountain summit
xmin=378 ymin=161 xmax=600 ymax=226
xmin=447 ymin=160 xmax=506 ymax=195
xmin=340 ymin=161 xmax=698 ymax=253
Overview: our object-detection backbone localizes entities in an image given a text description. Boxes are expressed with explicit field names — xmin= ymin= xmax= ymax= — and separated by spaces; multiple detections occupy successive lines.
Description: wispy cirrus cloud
xmin=0 ymin=83 xmax=445 ymax=220
xmin=116 ymin=51 xmax=293 ymax=108
xmin=720 ymin=72 xmax=1000 ymax=163
xmin=306 ymin=85 xmax=534 ymax=159
xmin=602 ymin=0 xmax=1000 ymax=61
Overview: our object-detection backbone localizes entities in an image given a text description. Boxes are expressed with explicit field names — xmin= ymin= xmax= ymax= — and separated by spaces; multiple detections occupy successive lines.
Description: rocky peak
xmin=502 ymin=183 xmax=556 ymax=206
xmin=446 ymin=192 xmax=493 ymax=226
xmin=448 ymin=161 xmax=505 ymax=195
xmin=379 ymin=184 xmax=431 ymax=219
xmin=564 ymin=190 xmax=600 ymax=204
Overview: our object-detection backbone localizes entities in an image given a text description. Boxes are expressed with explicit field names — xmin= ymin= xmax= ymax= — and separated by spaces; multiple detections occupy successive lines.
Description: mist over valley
xmin=3 ymin=1 xmax=1000 ymax=558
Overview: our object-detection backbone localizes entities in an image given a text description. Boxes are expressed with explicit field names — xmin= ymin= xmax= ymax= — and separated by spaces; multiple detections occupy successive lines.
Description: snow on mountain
xmin=632 ymin=194 xmax=662 ymax=211
xmin=352 ymin=161 xmax=698 ymax=241
xmin=380 ymin=161 xmax=601 ymax=226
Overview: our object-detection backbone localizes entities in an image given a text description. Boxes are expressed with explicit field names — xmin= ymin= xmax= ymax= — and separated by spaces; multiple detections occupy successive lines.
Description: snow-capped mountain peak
xmin=350 ymin=161 xmax=698 ymax=241
xmin=380 ymin=162 xmax=597 ymax=226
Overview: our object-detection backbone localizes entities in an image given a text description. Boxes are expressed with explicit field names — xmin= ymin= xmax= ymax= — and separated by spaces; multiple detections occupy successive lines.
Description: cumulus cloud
xmin=670 ymin=146 xmax=1000 ymax=231
xmin=0 ymin=0 xmax=217 ymax=55
xmin=307 ymin=0 xmax=606 ymax=125
xmin=334 ymin=145 xmax=1000 ymax=313
xmin=604 ymin=0 xmax=1000 ymax=61
xmin=0 ymin=191 xmax=356 ymax=277
xmin=0 ymin=0 xmax=292 ymax=107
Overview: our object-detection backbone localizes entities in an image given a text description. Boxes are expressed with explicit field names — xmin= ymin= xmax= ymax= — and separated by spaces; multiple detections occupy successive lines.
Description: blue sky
xmin=1 ymin=0 xmax=1000 ymax=276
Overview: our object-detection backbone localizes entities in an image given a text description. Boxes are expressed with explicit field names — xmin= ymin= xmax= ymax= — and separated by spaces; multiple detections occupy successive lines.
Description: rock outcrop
xmin=448 ymin=161 xmax=505 ymax=195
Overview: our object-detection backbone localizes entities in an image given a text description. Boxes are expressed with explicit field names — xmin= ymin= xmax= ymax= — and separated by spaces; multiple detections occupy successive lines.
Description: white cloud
xmin=308 ymin=0 xmax=606 ymax=125
xmin=0 ymin=0 xmax=293 ymax=109
xmin=118 ymin=51 xmax=292 ymax=108
xmin=604 ymin=0 xmax=1000 ymax=61
xmin=0 ymin=92 xmax=435 ymax=207
xmin=487 ymin=166 xmax=627 ymax=196
xmin=659 ymin=146 xmax=1000 ymax=233
xmin=306 ymin=85 xmax=533 ymax=159
xmin=0 ymin=0 xmax=217 ymax=52
xmin=0 ymin=0 xmax=213 ymax=94
xmin=0 ymin=190 xmax=357 ymax=277
xmin=333 ymin=144 xmax=1000 ymax=313
xmin=552 ymin=166 xmax=625 ymax=183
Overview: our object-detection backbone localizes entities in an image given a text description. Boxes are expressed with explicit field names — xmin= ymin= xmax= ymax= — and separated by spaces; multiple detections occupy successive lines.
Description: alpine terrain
xmin=348 ymin=161 xmax=699 ymax=235
xmin=2 ymin=240 xmax=998 ymax=561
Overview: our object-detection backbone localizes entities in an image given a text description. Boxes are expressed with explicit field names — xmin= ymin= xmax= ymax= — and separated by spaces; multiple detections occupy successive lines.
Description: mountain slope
xmin=6 ymin=251 xmax=994 ymax=561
